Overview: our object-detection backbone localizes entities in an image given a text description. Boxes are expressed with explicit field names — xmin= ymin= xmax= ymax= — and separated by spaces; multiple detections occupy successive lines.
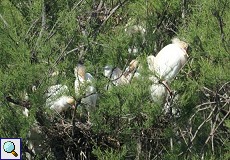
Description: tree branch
xmin=4 ymin=95 xmax=30 ymax=109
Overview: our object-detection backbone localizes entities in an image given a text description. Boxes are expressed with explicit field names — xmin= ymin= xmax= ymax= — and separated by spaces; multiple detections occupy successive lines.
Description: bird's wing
xmin=112 ymin=68 xmax=130 ymax=85
xmin=50 ymin=96 xmax=70 ymax=113
xmin=82 ymin=84 xmax=98 ymax=108
xmin=111 ymin=67 xmax=123 ymax=80
xmin=150 ymin=83 xmax=167 ymax=104
xmin=46 ymin=84 xmax=70 ymax=108
xmin=47 ymin=84 xmax=69 ymax=96
xmin=104 ymin=65 xmax=113 ymax=78
xmin=154 ymin=44 xmax=183 ymax=81
xmin=85 ymin=73 xmax=94 ymax=82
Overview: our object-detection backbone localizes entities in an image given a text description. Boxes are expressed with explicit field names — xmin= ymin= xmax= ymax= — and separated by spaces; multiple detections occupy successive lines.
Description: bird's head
xmin=66 ymin=97 xmax=76 ymax=109
xmin=74 ymin=64 xmax=86 ymax=79
xmin=172 ymin=38 xmax=189 ymax=57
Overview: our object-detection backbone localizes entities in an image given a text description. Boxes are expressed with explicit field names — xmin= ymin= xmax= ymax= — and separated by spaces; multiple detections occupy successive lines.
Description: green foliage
xmin=0 ymin=0 xmax=229 ymax=159
xmin=93 ymin=146 xmax=127 ymax=160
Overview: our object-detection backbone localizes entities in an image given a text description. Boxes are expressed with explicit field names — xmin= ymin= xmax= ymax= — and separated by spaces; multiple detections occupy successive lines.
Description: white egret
xmin=104 ymin=65 xmax=129 ymax=89
xmin=74 ymin=64 xmax=98 ymax=122
xmin=147 ymin=38 xmax=189 ymax=100
xmin=46 ymin=84 xmax=75 ymax=114
xmin=153 ymin=38 xmax=189 ymax=82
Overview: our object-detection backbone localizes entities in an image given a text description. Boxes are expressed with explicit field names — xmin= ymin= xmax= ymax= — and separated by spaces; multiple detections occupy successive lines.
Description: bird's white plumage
xmin=74 ymin=65 xmax=98 ymax=108
xmin=49 ymin=96 xmax=74 ymax=113
xmin=46 ymin=84 xmax=74 ymax=113
xmin=104 ymin=65 xmax=129 ymax=88
xmin=74 ymin=64 xmax=98 ymax=123
xmin=153 ymin=42 xmax=188 ymax=82
xmin=149 ymin=76 xmax=168 ymax=104
xmin=81 ymin=73 xmax=98 ymax=108
xmin=147 ymin=38 xmax=188 ymax=104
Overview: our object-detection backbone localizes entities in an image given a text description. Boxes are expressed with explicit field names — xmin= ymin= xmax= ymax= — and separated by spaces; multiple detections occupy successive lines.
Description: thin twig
xmin=179 ymin=104 xmax=218 ymax=156
xmin=26 ymin=18 xmax=40 ymax=37
xmin=100 ymin=0 xmax=127 ymax=28
xmin=71 ymin=0 xmax=85 ymax=11
xmin=0 ymin=13 xmax=9 ymax=27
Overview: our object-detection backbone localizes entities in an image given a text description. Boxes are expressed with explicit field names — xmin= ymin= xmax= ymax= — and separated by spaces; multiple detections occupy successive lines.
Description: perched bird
xmin=46 ymin=84 xmax=75 ymax=114
xmin=49 ymin=96 xmax=75 ymax=113
xmin=153 ymin=38 xmax=189 ymax=82
xmin=147 ymin=38 xmax=189 ymax=104
xmin=74 ymin=64 xmax=98 ymax=122
xmin=104 ymin=65 xmax=129 ymax=89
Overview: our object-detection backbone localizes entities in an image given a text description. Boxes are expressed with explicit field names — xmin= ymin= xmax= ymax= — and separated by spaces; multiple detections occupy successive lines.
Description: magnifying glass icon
xmin=3 ymin=141 xmax=18 ymax=157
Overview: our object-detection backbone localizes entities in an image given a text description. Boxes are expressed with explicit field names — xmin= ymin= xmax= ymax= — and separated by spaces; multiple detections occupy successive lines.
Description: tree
xmin=0 ymin=0 xmax=229 ymax=159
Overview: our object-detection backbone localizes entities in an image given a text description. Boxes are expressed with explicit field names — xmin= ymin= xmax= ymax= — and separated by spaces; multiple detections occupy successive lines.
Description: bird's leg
xmin=160 ymin=80 xmax=173 ymax=97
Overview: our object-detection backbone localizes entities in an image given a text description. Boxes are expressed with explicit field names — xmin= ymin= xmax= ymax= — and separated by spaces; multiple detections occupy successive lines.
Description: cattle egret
xmin=104 ymin=65 xmax=129 ymax=89
xmin=74 ymin=64 xmax=98 ymax=107
xmin=46 ymin=84 xmax=75 ymax=114
xmin=49 ymin=96 xmax=75 ymax=113
xmin=74 ymin=64 xmax=98 ymax=122
xmin=147 ymin=38 xmax=189 ymax=100
xmin=153 ymin=38 xmax=189 ymax=82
